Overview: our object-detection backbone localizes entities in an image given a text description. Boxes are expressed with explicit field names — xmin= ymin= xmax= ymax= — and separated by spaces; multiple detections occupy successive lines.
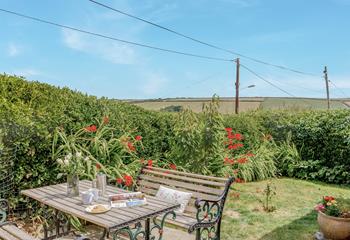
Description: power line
xmin=88 ymin=0 xmax=318 ymax=76
xmin=0 ymin=8 xmax=233 ymax=62
xmin=240 ymin=63 xmax=296 ymax=97
xmin=329 ymin=80 xmax=349 ymax=98
xmin=160 ymin=72 xmax=224 ymax=97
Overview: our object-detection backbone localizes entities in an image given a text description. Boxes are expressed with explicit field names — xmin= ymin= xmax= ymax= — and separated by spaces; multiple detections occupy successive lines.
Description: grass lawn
xmin=221 ymin=178 xmax=350 ymax=240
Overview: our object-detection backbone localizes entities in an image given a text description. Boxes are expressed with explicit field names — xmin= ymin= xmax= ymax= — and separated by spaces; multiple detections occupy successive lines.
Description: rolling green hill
xmin=128 ymin=97 xmax=349 ymax=113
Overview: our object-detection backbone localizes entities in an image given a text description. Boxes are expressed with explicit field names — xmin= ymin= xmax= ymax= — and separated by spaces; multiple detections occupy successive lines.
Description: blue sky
xmin=0 ymin=0 xmax=349 ymax=99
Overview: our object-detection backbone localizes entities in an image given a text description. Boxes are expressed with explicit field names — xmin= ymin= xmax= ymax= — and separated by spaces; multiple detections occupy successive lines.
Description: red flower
xmin=324 ymin=196 xmax=335 ymax=202
xmin=147 ymin=160 xmax=153 ymax=167
xmin=135 ymin=135 xmax=142 ymax=141
xmin=169 ymin=164 xmax=177 ymax=170
xmin=227 ymin=133 xmax=235 ymax=139
xmin=127 ymin=142 xmax=136 ymax=152
xmin=85 ymin=125 xmax=97 ymax=132
xmin=224 ymin=157 xmax=234 ymax=165
xmin=237 ymin=158 xmax=248 ymax=164
xmin=96 ymin=163 xmax=101 ymax=170
xmin=235 ymin=133 xmax=243 ymax=141
xmin=246 ymin=152 xmax=255 ymax=157
xmin=228 ymin=143 xmax=243 ymax=150
xmin=116 ymin=178 xmax=123 ymax=185
xmin=124 ymin=175 xmax=133 ymax=187
xmin=103 ymin=116 xmax=109 ymax=124
xmin=225 ymin=127 xmax=232 ymax=132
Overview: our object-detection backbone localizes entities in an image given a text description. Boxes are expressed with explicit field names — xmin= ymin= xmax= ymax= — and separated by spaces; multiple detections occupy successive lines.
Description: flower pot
xmin=318 ymin=211 xmax=350 ymax=240
xmin=67 ymin=174 xmax=79 ymax=197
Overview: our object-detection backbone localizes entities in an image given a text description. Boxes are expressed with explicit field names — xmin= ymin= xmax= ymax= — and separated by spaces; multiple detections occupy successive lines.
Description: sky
xmin=0 ymin=0 xmax=349 ymax=99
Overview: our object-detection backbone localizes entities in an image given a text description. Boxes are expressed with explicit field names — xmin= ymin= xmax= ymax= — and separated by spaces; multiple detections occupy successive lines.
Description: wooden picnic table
xmin=21 ymin=180 xmax=180 ymax=240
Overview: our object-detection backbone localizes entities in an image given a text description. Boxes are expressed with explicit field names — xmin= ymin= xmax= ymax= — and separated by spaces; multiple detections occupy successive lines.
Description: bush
xmin=1 ymin=72 xmax=350 ymax=203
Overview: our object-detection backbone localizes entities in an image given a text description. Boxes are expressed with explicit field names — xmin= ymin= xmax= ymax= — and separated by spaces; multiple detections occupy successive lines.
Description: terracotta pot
xmin=318 ymin=211 xmax=350 ymax=240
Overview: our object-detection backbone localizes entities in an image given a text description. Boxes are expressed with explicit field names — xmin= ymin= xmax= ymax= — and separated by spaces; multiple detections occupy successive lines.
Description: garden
xmin=1 ymin=73 xmax=350 ymax=239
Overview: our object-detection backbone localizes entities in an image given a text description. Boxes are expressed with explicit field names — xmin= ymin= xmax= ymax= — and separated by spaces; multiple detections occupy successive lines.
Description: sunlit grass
xmin=222 ymin=178 xmax=350 ymax=240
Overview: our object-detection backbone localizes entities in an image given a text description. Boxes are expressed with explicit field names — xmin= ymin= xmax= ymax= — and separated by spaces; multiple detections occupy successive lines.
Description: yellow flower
xmin=327 ymin=202 xmax=332 ymax=206
xmin=331 ymin=200 xmax=337 ymax=204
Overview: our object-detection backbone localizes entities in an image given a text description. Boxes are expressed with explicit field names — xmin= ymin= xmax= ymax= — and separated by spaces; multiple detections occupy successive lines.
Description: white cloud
xmin=62 ymin=29 xmax=136 ymax=65
xmin=7 ymin=43 xmax=21 ymax=57
xmin=142 ymin=73 xmax=168 ymax=95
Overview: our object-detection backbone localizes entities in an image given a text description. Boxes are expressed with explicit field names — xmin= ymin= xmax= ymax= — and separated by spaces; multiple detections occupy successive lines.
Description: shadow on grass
xmin=259 ymin=211 xmax=318 ymax=240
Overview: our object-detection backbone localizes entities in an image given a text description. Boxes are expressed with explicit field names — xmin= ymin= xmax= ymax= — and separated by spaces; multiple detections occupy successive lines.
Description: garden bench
xmin=0 ymin=199 xmax=39 ymax=240
xmin=136 ymin=166 xmax=234 ymax=240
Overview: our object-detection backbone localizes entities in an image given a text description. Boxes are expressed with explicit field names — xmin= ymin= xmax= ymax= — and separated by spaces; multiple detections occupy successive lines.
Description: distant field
xmin=129 ymin=97 xmax=349 ymax=113
xmin=261 ymin=98 xmax=348 ymax=110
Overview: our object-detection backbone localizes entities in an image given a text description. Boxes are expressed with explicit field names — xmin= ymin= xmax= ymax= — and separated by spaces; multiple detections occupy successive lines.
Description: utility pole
xmin=324 ymin=66 xmax=330 ymax=110
xmin=235 ymin=58 xmax=240 ymax=114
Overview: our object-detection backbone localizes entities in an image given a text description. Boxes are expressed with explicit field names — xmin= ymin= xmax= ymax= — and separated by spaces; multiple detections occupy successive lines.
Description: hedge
xmin=1 ymin=74 xmax=349 ymax=203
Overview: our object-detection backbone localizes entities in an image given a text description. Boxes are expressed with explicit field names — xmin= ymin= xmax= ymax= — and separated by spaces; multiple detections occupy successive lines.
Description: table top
xmin=21 ymin=180 xmax=179 ymax=231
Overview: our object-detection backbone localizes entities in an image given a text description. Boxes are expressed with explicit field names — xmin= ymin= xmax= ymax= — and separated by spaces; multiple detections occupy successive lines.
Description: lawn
xmin=222 ymin=178 xmax=350 ymax=240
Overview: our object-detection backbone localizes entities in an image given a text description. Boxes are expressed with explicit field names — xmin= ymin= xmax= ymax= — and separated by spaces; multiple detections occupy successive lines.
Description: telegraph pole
xmin=235 ymin=58 xmax=240 ymax=114
xmin=324 ymin=66 xmax=330 ymax=110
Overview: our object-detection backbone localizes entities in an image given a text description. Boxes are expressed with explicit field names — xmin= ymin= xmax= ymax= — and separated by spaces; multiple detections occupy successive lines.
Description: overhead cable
xmin=240 ymin=64 xmax=296 ymax=97
xmin=0 ymin=8 xmax=233 ymax=62
xmin=88 ymin=0 xmax=318 ymax=76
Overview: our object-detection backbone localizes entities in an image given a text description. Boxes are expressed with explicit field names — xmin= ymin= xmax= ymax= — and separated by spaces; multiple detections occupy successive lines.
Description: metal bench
xmin=0 ymin=199 xmax=39 ymax=240
xmin=136 ymin=166 xmax=234 ymax=240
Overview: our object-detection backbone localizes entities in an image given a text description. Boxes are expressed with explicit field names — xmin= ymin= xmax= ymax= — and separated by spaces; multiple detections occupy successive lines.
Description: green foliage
xmin=167 ymin=96 xmax=225 ymax=175
xmin=249 ymin=110 xmax=350 ymax=183
xmin=1 ymin=73 xmax=350 ymax=209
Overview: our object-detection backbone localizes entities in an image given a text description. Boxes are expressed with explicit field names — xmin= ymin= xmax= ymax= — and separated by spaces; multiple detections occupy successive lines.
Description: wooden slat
xmin=138 ymin=186 xmax=198 ymax=216
xmin=157 ymin=214 xmax=196 ymax=229
xmin=2 ymin=225 xmax=38 ymax=240
xmin=49 ymin=182 xmax=174 ymax=222
xmin=21 ymin=180 xmax=180 ymax=231
xmin=145 ymin=166 xmax=228 ymax=183
xmin=138 ymin=179 xmax=220 ymax=201
xmin=0 ymin=227 xmax=19 ymax=240
xmin=138 ymin=175 xmax=223 ymax=196
xmin=142 ymin=169 xmax=226 ymax=187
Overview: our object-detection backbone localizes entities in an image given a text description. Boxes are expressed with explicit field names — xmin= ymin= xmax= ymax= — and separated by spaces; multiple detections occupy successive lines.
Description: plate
xmin=85 ymin=204 xmax=111 ymax=214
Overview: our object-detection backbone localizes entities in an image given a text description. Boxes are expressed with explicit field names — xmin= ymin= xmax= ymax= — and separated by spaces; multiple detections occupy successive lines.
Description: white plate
xmin=85 ymin=204 xmax=111 ymax=214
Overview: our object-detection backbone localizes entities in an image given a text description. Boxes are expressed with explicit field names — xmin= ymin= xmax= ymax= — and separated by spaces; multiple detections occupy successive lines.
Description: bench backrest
xmin=136 ymin=166 xmax=231 ymax=217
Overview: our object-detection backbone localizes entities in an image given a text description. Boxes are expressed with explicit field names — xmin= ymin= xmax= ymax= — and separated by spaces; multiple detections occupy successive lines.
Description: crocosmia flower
xmin=124 ymin=175 xmax=133 ymax=187
xmin=135 ymin=135 xmax=142 ymax=141
xmin=169 ymin=164 xmax=177 ymax=170
xmin=85 ymin=125 xmax=97 ymax=132
xmin=116 ymin=178 xmax=123 ymax=185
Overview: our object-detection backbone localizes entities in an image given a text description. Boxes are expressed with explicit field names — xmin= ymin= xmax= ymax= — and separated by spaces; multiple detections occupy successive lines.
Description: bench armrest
xmin=188 ymin=177 xmax=234 ymax=233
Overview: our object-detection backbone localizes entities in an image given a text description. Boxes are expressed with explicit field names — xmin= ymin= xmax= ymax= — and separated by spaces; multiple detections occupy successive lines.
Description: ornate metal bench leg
xmin=196 ymin=225 xmax=219 ymax=240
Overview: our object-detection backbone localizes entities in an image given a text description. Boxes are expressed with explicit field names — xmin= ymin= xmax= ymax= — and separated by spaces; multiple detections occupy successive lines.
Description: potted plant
xmin=315 ymin=196 xmax=350 ymax=240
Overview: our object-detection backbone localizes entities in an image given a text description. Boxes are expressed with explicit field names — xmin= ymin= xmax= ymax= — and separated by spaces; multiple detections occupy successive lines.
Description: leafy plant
xmin=258 ymin=182 xmax=277 ymax=212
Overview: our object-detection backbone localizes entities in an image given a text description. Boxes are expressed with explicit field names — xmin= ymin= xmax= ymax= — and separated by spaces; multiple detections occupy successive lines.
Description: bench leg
xmin=194 ymin=222 xmax=221 ymax=240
